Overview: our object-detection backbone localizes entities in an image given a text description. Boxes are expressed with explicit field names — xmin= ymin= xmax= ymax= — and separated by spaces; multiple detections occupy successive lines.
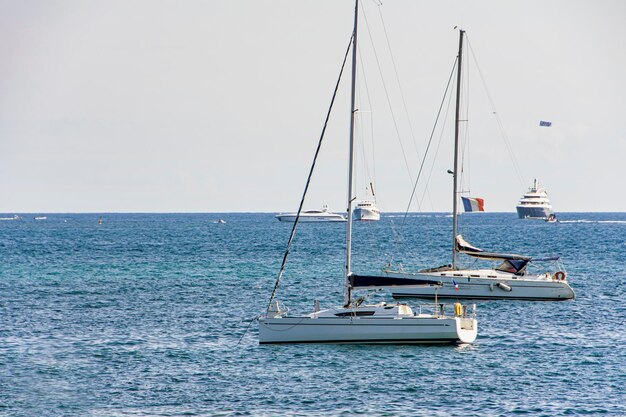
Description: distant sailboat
xmin=380 ymin=30 xmax=574 ymax=301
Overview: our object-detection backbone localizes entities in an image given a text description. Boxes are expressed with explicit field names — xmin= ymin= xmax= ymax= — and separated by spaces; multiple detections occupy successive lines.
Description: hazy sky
xmin=0 ymin=0 xmax=624 ymax=213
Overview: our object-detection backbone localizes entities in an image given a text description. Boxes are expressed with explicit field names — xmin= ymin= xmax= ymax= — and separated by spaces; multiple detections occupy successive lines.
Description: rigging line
xmin=460 ymin=47 xmax=471 ymax=195
xmin=419 ymin=65 xmax=457 ymax=208
xmin=234 ymin=316 xmax=257 ymax=348
xmin=376 ymin=4 xmax=437 ymax=208
xmin=400 ymin=58 xmax=458 ymax=227
xmin=266 ymin=34 xmax=354 ymax=314
xmin=361 ymin=2 xmax=421 ymax=210
xmin=376 ymin=5 xmax=421 ymax=161
xmin=356 ymin=43 xmax=378 ymax=200
xmin=356 ymin=45 xmax=374 ymax=195
xmin=466 ymin=35 xmax=526 ymax=189
xmin=388 ymin=58 xmax=457 ymax=267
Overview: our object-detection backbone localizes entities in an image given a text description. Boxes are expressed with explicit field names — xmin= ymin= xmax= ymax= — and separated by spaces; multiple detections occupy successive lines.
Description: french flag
xmin=452 ymin=279 xmax=459 ymax=291
xmin=461 ymin=197 xmax=485 ymax=213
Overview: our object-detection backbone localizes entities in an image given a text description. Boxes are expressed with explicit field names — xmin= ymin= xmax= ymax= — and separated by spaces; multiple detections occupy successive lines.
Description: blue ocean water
xmin=1 ymin=212 xmax=625 ymax=416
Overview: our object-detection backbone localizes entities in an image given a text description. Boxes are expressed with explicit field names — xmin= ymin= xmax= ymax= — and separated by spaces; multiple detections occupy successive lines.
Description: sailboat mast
xmin=452 ymin=29 xmax=464 ymax=269
xmin=344 ymin=0 xmax=358 ymax=307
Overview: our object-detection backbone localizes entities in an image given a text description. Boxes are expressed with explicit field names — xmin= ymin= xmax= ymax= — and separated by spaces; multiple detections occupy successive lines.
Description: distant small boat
xmin=545 ymin=213 xmax=559 ymax=223
xmin=275 ymin=205 xmax=346 ymax=223
xmin=217 ymin=219 xmax=226 ymax=224
xmin=34 ymin=216 xmax=47 ymax=220
xmin=0 ymin=215 xmax=20 ymax=221
xmin=98 ymin=217 xmax=103 ymax=225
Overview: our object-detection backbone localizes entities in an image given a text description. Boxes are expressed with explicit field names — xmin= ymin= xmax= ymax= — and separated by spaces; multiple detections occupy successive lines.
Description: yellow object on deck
xmin=454 ymin=302 xmax=463 ymax=317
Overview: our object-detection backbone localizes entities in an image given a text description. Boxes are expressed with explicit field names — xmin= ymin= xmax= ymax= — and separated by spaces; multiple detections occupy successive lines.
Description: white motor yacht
xmin=353 ymin=200 xmax=380 ymax=221
xmin=275 ymin=205 xmax=346 ymax=223
xmin=516 ymin=179 xmax=554 ymax=219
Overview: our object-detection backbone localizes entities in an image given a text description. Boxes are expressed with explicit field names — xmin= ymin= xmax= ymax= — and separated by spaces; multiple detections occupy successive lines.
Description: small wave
xmin=385 ymin=214 xmax=434 ymax=218
xmin=560 ymin=220 xmax=626 ymax=225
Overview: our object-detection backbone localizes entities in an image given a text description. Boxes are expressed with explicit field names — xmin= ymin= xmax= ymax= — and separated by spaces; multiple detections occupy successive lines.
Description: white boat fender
xmin=496 ymin=282 xmax=512 ymax=292
xmin=489 ymin=283 xmax=494 ymax=291
xmin=553 ymin=271 xmax=566 ymax=281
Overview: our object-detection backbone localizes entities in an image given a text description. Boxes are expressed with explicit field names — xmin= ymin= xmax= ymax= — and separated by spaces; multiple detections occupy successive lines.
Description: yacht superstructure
xmin=516 ymin=179 xmax=553 ymax=219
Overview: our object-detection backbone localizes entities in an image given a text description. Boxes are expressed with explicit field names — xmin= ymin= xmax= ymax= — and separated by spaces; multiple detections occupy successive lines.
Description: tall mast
xmin=344 ymin=0 xmax=358 ymax=307
xmin=452 ymin=29 xmax=464 ymax=269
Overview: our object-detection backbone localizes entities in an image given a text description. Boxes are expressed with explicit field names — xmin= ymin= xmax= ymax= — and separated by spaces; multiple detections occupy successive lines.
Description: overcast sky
xmin=0 ymin=0 xmax=624 ymax=213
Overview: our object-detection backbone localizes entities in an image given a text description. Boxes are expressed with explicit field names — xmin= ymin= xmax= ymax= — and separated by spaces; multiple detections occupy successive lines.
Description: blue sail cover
xmin=455 ymin=234 xmax=531 ymax=274
xmin=350 ymin=274 xmax=442 ymax=289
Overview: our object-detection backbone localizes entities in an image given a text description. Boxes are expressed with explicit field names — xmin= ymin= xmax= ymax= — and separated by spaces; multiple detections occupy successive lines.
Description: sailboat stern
xmin=455 ymin=317 xmax=478 ymax=344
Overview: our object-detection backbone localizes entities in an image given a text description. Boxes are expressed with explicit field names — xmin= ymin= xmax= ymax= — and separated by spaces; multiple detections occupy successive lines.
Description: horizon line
xmin=1 ymin=211 xmax=625 ymax=214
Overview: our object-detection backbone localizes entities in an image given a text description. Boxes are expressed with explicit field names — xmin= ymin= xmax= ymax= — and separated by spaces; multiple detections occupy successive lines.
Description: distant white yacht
xmin=353 ymin=200 xmax=380 ymax=221
xmin=516 ymin=179 xmax=554 ymax=219
xmin=0 ymin=215 xmax=21 ymax=221
xmin=275 ymin=205 xmax=346 ymax=223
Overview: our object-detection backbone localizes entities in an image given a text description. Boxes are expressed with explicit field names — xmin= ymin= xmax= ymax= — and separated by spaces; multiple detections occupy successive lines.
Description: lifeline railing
xmin=415 ymin=302 xmax=477 ymax=319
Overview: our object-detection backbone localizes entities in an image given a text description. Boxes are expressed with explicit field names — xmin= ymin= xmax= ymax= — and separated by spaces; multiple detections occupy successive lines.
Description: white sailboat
xmin=259 ymin=1 xmax=477 ymax=344
xmin=386 ymin=30 xmax=574 ymax=301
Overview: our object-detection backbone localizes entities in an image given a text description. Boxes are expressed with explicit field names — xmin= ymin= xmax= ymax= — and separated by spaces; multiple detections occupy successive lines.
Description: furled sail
xmin=455 ymin=234 xmax=531 ymax=274
xmin=350 ymin=274 xmax=442 ymax=289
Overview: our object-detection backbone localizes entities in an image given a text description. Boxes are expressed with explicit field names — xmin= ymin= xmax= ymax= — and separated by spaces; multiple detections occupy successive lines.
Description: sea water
xmin=1 ymin=212 xmax=625 ymax=416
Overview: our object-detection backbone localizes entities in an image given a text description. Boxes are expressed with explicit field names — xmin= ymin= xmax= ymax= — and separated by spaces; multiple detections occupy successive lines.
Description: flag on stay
xmin=452 ymin=279 xmax=459 ymax=291
xmin=461 ymin=197 xmax=485 ymax=212
xmin=539 ymin=121 xmax=552 ymax=127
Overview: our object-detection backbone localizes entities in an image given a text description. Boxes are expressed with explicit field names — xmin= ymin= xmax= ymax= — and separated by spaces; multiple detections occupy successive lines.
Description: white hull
xmin=275 ymin=214 xmax=346 ymax=223
xmin=516 ymin=179 xmax=553 ymax=219
xmin=516 ymin=205 xmax=553 ymax=220
xmin=259 ymin=315 xmax=476 ymax=344
xmin=388 ymin=270 xmax=575 ymax=301
xmin=353 ymin=207 xmax=380 ymax=221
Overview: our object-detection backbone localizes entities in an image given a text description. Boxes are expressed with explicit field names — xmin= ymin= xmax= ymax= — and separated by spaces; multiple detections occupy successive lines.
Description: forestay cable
xmin=388 ymin=58 xmax=457 ymax=267
xmin=360 ymin=4 xmax=420 ymax=209
xmin=265 ymin=34 xmax=354 ymax=314
xmin=401 ymin=58 xmax=458 ymax=226
xmin=466 ymin=35 xmax=526 ymax=189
